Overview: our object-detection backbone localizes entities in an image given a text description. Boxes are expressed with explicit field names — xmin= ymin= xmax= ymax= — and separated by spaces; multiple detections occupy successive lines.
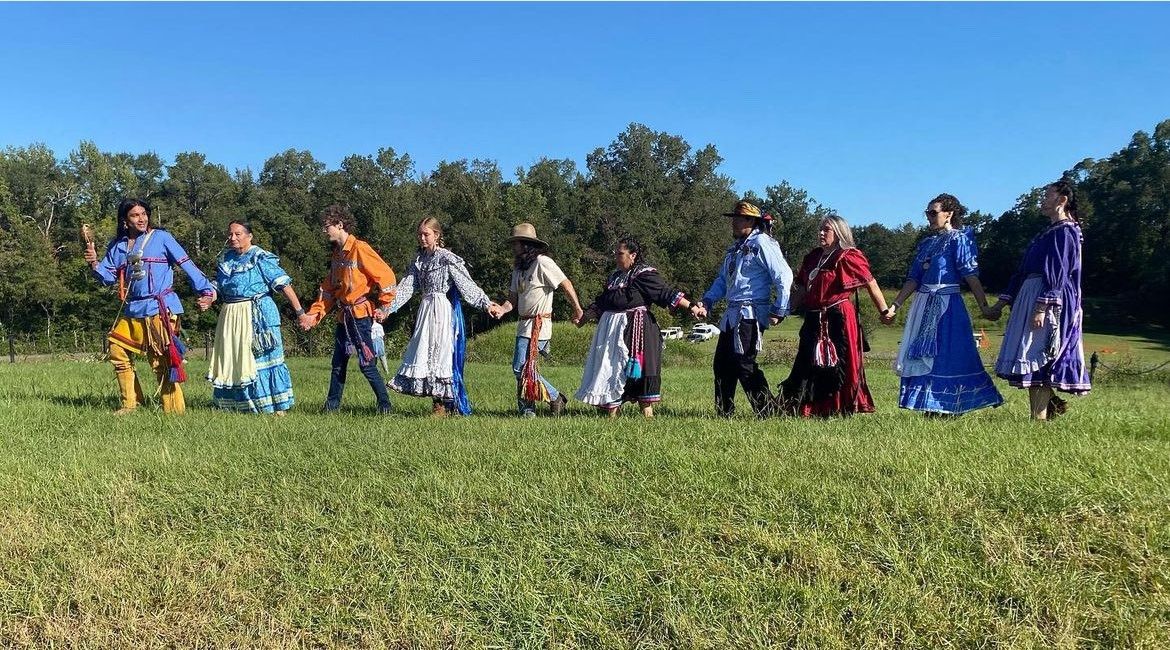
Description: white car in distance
xmin=686 ymin=323 xmax=720 ymax=343
xmin=660 ymin=327 xmax=684 ymax=341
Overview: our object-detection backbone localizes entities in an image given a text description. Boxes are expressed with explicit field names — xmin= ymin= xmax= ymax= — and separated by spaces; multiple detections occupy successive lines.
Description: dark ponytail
xmin=617 ymin=236 xmax=649 ymax=270
xmin=1048 ymin=179 xmax=1079 ymax=222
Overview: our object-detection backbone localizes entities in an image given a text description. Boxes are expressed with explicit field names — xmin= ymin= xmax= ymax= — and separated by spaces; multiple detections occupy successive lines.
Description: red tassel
xmin=520 ymin=315 xmax=550 ymax=402
xmin=168 ymin=343 xmax=187 ymax=383
xmin=813 ymin=318 xmax=839 ymax=368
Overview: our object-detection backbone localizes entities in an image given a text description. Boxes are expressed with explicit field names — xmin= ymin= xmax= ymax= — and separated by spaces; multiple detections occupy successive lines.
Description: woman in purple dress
xmin=987 ymin=179 xmax=1090 ymax=420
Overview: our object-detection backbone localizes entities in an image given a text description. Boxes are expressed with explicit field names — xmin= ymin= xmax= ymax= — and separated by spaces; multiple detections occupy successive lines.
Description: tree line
xmin=2 ymin=120 xmax=1168 ymax=345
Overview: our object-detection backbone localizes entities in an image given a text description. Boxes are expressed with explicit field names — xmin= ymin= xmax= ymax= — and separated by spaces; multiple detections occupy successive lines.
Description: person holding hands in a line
xmin=490 ymin=223 xmax=583 ymax=417
xmin=692 ymin=200 xmax=794 ymax=418
xmin=299 ymin=204 xmax=397 ymax=414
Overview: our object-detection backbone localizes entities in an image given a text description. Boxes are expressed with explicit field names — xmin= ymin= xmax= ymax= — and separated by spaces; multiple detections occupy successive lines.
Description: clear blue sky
xmin=2 ymin=2 xmax=1167 ymax=226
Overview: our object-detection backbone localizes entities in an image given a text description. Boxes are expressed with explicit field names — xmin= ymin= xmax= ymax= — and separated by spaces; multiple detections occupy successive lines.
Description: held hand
xmin=83 ymin=242 xmax=98 ymax=266
xmin=373 ymin=307 xmax=389 ymax=323
xmin=769 ymin=315 xmax=783 ymax=327
xmin=574 ymin=308 xmax=590 ymax=328
xmin=1031 ymin=309 xmax=1045 ymax=329
xmin=880 ymin=305 xmax=896 ymax=325
xmin=196 ymin=295 xmax=213 ymax=312
xmin=298 ymin=313 xmax=316 ymax=331
xmin=691 ymin=303 xmax=708 ymax=320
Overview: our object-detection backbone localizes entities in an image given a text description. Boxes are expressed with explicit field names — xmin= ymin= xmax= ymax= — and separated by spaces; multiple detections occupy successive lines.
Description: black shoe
xmin=1047 ymin=396 xmax=1068 ymax=419
xmin=550 ymin=393 xmax=568 ymax=416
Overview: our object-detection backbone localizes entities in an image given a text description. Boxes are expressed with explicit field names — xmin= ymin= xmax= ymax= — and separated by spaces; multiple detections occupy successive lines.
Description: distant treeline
xmin=2 ymin=120 xmax=1168 ymax=341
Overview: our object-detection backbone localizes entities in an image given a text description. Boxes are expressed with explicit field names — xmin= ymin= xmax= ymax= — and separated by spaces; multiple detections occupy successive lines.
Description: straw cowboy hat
xmin=722 ymin=200 xmax=763 ymax=219
xmin=506 ymin=222 xmax=548 ymax=248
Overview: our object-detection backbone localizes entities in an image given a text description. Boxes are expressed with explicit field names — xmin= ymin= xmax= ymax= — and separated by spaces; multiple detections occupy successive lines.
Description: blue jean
xmin=512 ymin=336 xmax=558 ymax=413
xmin=326 ymin=316 xmax=392 ymax=413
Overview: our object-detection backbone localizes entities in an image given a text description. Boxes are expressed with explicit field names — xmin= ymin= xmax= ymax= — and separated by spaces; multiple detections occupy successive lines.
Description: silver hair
xmin=822 ymin=215 xmax=857 ymax=249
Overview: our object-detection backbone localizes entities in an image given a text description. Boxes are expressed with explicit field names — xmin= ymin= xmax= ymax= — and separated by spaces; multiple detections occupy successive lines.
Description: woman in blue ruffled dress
xmin=206 ymin=221 xmax=305 ymax=414
xmin=882 ymin=194 xmax=1002 ymax=415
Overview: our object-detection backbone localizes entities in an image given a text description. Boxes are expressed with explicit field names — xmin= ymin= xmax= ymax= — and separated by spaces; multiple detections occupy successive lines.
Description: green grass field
xmin=1 ymin=323 xmax=1168 ymax=647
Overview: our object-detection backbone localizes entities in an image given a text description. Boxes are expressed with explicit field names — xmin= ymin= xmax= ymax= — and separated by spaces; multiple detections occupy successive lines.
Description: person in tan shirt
xmin=299 ymin=204 xmax=397 ymax=414
xmin=490 ymin=223 xmax=583 ymax=417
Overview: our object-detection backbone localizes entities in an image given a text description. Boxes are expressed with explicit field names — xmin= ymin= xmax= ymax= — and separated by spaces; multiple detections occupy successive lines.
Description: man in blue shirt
xmin=84 ymin=198 xmax=216 ymax=414
xmin=691 ymin=201 xmax=793 ymax=417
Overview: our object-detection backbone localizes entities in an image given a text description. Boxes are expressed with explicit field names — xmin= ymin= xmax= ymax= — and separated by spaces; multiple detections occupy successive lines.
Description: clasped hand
xmin=981 ymin=304 xmax=1004 ymax=321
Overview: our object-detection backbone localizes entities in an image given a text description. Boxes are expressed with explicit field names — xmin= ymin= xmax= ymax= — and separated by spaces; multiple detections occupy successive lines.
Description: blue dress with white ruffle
xmin=210 ymin=246 xmax=295 ymax=413
xmin=894 ymin=229 xmax=1003 ymax=414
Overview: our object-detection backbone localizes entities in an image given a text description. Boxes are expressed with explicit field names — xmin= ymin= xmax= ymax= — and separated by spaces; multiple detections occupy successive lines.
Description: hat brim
xmin=506 ymin=235 xmax=548 ymax=247
xmin=722 ymin=212 xmax=759 ymax=218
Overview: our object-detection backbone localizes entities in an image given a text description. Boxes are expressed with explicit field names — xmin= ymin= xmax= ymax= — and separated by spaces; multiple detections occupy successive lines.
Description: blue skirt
xmin=897 ymin=294 xmax=1003 ymax=414
xmin=212 ymin=296 xmax=295 ymax=413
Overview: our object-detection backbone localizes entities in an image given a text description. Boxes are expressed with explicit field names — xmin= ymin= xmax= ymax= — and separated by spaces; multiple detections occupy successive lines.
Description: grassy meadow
xmin=0 ymin=319 xmax=1168 ymax=648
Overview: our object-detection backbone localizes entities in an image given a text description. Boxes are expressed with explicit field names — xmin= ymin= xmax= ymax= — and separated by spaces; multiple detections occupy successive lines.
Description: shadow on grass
xmin=1083 ymin=297 xmax=1170 ymax=350
xmin=44 ymin=393 xmax=122 ymax=411
xmin=13 ymin=384 xmax=762 ymax=420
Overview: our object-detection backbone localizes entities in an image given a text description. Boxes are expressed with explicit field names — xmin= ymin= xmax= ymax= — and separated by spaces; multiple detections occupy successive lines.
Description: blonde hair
xmin=417 ymin=216 xmax=446 ymax=249
xmin=822 ymin=215 xmax=857 ymax=249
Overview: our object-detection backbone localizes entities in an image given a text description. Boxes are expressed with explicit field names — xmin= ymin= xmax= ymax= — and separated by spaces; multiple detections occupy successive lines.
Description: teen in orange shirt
xmin=299 ymin=204 xmax=397 ymax=413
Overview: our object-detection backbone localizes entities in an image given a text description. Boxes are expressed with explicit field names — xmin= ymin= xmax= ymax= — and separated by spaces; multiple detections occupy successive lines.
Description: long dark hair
xmin=513 ymin=241 xmax=545 ymax=271
xmin=114 ymin=198 xmax=154 ymax=240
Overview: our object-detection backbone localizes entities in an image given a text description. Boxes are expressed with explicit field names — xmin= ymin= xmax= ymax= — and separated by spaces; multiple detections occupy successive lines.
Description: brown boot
xmin=151 ymin=359 xmax=185 ymax=414
xmin=114 ymin=370 xmax=144 ymax=412
xmin=432 ymin=401 xmax=448 ymax=418
xmin=110 ymin=344 xmax=145 ymax=412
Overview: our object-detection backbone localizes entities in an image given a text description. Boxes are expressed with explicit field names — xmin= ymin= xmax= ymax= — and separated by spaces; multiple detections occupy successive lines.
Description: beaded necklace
xmin=806 ymin=246 xmax=839 ymax=289
xmin=919 ymin=228 xmax=958 ymax=272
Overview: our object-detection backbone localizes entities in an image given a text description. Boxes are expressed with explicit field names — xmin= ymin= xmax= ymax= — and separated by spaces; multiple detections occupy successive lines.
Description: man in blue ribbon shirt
xmin=84 ymin=198 xmax=217 ymax=414
xmin=690 ymin=201 xmax=793 ymax=417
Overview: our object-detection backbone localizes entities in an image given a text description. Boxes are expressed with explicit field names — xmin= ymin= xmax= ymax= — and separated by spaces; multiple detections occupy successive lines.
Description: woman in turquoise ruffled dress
xmin=206 ymin=221 xmax=305 ymax=414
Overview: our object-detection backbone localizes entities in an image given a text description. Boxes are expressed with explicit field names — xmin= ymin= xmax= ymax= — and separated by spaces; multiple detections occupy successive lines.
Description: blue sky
xmin=1 ymin=2 xmax=1167 ymax=226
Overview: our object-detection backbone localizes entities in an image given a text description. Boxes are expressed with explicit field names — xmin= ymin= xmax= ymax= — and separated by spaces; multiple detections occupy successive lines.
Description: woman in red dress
xmin=777 ymin=215 xmax=891 ymax=417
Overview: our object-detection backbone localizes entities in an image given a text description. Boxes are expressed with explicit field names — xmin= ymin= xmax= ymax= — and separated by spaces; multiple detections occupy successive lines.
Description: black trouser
xmin=713 ymin=319 xmax=772 ymax=417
